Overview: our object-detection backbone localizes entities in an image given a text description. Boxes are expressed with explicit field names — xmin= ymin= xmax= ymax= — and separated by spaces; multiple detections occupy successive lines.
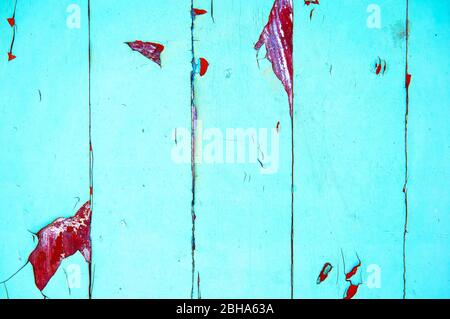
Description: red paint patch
xmin=344 ymin=283 xmax=360 ymax=299
xmin=28 ymin=201 xmax=92 ymax=291
xmin=345 ymin=261 xmax=361 ymax=281
xmin=304 ymin=0 xmax=319 ymax=5
xmin=376 ymin=63 xmax=382 ymax=75
xmin=126 ymin=41 xmax=165 ymax=67
xmin=255 ymin=0 xmax=293 ymax=116
xmin=7 ymin=17 xmax=15 ymax=27
xmin=199 ymin=58 xmax=209 ymax=76
xmin=406 ymin=73 xmax=412 ymax=89
xmin=374 ymin=58 xmax=387 ymax=76
xmin=193 ymin=8 xmax=207 ymax=16
xmin=8 ymin=52 xmax=16 ymax=61
xmin=276 ymin=121 xmax=280 ymax=133
xmin=317 ymin=262 xmax=333 ymax=284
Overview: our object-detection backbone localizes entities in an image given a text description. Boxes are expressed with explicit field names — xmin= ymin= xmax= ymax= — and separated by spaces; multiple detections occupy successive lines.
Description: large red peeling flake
xmin=255 ymin=0 xmax=293 ymax=116
xmin=126 ymin=41 xmax=165 ymax=67
xmin=28 ymin=201 xmax=92 ymax=291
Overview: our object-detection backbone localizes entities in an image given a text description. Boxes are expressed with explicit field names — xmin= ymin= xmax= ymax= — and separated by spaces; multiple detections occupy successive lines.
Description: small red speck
xmin=7 ymin=17 xmax=15 ymax=27
xmin=376 ymin=63 xmax=382 ymax=75
xmin=193 ymin=9 xmax=207 ymax=16
xmin=8 ymin=52 xmax=16 ymax=61
xmin=90 ymin=187 xmax=93 ymax=195
xmin=406 ymin=73 xmax=412 ymax=89
xmin=90 ymin=143 xmax=93 ymax=151
xmin=199 ymin=58 xmax=209 ymax=76
xmin=276 ymin=121 xmax=280 ymax=133
xmin=305 ymin=0 xmax=319 ymax=5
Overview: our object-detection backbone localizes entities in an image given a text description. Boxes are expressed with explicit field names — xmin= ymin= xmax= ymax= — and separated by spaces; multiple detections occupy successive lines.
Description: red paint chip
xmin=255 ymin=0 xmax=293 ymax=116
xmin=28 ymin=201 xmax=92 ymax=291
xmin=406 ymin=73 xmax=412 ymax=89
xmin=344 ymin=284 xmax=360 ymax=299
xmin=126 ymin=41 xmax=165 ymax=67
xmin=193 ymin=9 xmax=207 ymax=16
xmin=199 ymin=58 xmax=209 ymax=76
xmin=7 ymin=17 xmax=15 ymax=27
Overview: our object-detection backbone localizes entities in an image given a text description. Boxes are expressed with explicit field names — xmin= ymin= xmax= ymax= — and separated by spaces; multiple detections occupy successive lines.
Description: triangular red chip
xmin=7 ymin=17 xmax=15 ymax=27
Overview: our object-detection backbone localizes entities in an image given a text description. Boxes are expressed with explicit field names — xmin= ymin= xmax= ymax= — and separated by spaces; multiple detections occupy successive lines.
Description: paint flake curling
xmin=126 ymin=41 xmax=165 ymax=67
xmin=255 ymin=0 xmax=293 ymax=116
xmin=344 ymin=283 xmax=360 ymax=299
xmin=28 ymin=201 xmax=92 ymax=291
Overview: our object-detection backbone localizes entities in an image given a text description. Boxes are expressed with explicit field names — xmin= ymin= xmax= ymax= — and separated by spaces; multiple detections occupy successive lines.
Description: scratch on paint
xmin=304 ymin=0 xmax=319 ymax=20
xmin=403 ymin=0 xmax=411 ymax=300
xmin=255 ymin=0 xmax=294 ymax=298
xmin=197 ymin=272 xmax=201 ymax=299
xmin=63 ymin=268 xmax=72 ymax=296
xmin=3 ymin=283 xmax=8 ymax=299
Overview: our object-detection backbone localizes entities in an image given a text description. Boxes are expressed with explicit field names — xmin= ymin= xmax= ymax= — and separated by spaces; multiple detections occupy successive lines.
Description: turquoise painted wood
xmin=294 ymin=0 xmax=406 ymax=298
xmin=0 ymin=0 xmax=449 ymax=299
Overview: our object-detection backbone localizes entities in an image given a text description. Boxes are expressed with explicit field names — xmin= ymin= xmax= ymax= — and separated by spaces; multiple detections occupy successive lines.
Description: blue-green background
xmin=0 ymin=0 xmax=448 ymax=298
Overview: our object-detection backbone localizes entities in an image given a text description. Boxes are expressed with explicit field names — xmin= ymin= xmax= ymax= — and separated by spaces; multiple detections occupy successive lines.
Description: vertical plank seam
xmin=402 ymin=0 xmax=410 ymax=300
xmin=190 ymin=0 xmax=198 ymax=300
xmin=88 ymin=0 xmax=94 ymax=300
